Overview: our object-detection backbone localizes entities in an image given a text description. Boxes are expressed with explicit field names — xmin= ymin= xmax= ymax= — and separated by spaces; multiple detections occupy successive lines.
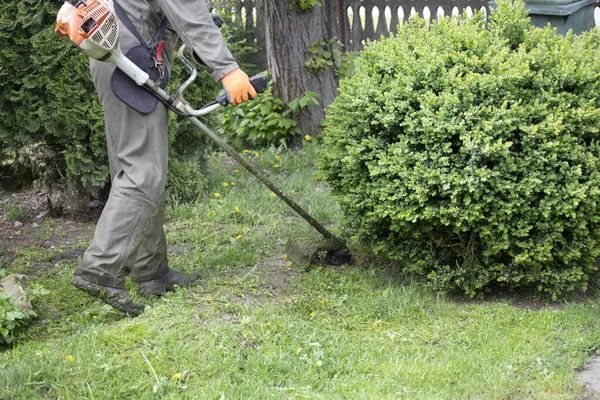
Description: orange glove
xmin=221 ymin=68 xmax=257 ymax=106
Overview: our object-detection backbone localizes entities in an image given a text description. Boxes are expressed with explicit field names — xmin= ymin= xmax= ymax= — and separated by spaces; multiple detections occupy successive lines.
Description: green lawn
xmin=1 ymin=144 xmax=599 ymax=399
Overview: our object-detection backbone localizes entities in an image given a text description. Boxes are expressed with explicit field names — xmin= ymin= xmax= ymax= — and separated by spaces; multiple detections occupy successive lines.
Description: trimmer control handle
xmin=185 ymin=74 xmax=268 ymax=116
xmin=215 ymin=74 xmax=268 ymax=106
xmin=174 ymin=43 xmax=268 ymax=116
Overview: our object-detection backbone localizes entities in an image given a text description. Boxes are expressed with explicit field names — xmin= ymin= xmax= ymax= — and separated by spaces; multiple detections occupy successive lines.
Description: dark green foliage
xmin=318 ymin=0 xmax=600 ymax=298
xmin=0 ymin=0 xmax=107 ymax=188
xmin=0 ymin=1 xmax=219 ymax=201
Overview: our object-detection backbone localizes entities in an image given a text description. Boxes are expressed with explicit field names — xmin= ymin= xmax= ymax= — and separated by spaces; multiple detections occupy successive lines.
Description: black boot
xmin=138 ymin=270 xmax=201 ymax=296
xmin=72 ymin=275 xmax=146 ymax=316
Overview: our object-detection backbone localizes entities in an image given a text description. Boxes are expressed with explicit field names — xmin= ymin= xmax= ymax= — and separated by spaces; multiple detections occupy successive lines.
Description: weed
xmin=32 ymin=218 xmax=52 ymax=241
xmin=3 ymin=200 xmax=29 ymax=222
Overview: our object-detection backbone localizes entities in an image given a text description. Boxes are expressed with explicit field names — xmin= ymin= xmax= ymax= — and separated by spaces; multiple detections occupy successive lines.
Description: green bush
xmin=0 ymin=0 xmax=219 ymax=201
xmin=318 ymin=0 xmax=600 ymax=298
xmin=0 ymin=0 xmax=107 ymax=188
xmin=219 ymin=79 xmax=319 ymax=149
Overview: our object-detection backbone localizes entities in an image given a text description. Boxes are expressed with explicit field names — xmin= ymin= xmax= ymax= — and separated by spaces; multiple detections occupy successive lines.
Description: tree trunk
xmin=262 ymin=0 xmax=338 ymax=137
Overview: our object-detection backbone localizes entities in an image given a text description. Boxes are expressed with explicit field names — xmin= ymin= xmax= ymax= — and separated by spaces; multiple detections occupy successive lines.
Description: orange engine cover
xmin=56 ymin=0 xmax=112 ymax=46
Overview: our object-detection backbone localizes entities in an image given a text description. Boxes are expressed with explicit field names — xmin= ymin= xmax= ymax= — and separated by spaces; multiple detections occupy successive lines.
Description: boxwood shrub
xmin=318 ymin=0 xmax=600 ymax=298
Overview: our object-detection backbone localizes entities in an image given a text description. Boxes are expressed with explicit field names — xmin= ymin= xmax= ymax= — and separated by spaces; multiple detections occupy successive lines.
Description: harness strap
xmin=153 ymin=17 xmax=171 ymax=50
xmin=113 ymin=0 xmax=169 ymax=52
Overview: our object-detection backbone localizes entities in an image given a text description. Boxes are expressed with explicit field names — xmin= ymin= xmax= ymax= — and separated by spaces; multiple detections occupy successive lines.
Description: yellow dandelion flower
xmin=283 ymin=254 xmax=288 ymax=261
xmin=309 ymin=311 xmax=316 ymax=318
xmin=67 ymin=355 xmax=74 ymax=363
xmin=320 ymin=300 xmax=325 ymax=305
xmin=274 ymin=164 xmax=279 ymax=168
xmin=271 ymin=192 xmax=277 ymax=197
xmin=236 ymin=234 xmax=243 ymax=240
xmin=218 ymin=200 xmax=223 ymax=204
xmin=231 ymin=182 xmax=236 ymax=186
xmin=243 ymin=150 xmax=249 ymax=153
xmin=304 ymin=135 xmax=312 ymax=141
xmin=296 ymin=347 xmax=302 ymax=355
xmin=288 ymin=261 xmax=293 ymax=267
xmin=255 ymin=153 xmax=260 ymax=157
xmin=234 ymin=169 xmax=239 ymax=173
xmin=275 ymin=155 xmax=281 ymax=161
xmin=171 ymin=373 xmax=182 ymax=380
xmin=214 ymin=192 xmax=221 ymax=198
xmin=235 ymin=207 xmax=240 ymax=213
xmin=223 ymin=182 xmax=229 ymax=187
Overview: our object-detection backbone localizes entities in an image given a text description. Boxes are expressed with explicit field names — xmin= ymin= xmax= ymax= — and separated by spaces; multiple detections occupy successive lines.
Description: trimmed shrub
xmin=318 ymin=0 xmax=600 ymax=298
xmin=0 ymin=0 xmax=219 ymax=201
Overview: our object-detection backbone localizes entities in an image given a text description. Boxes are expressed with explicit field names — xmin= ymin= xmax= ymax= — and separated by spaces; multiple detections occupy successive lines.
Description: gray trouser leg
xmin=75 ymin=56 xmax=170 ymax=289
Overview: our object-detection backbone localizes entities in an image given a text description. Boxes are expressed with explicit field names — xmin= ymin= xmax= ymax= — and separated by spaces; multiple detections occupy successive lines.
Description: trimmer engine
xmin=56 ymin=0 xmax=149 ymax=85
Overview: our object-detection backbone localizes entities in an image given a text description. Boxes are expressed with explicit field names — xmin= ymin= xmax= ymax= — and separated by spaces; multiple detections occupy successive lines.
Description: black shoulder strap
xmin=113 ymin=0 xmax=170 ymax=50
xmin=152 ymin=17 xmax=170 ymax=49
xmin=113 ymin=0 xmax=147 ymax=46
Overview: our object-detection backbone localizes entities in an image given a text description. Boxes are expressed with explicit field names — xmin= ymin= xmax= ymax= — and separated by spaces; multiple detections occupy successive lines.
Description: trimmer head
xmin=310 ymin=237 xmax=353 ymax=266
xmin=286 ymin=236 xmax=352 ymax=267
xmin=321 ymin=248 xmax=353 ymax=266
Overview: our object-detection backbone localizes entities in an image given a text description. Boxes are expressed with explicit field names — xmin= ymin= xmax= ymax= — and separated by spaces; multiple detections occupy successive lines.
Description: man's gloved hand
xmin=211 ymin=13 xmax=224 ymax=28
xmin=221 ymin=68 xmax=257 ymax=106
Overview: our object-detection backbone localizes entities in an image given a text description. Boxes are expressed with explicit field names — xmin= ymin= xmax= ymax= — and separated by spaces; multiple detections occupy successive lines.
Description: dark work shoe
xmin=138 ymin=270 xmax=201 ymax=296
xmin=72 ymin=275 xmax=146 ymax=316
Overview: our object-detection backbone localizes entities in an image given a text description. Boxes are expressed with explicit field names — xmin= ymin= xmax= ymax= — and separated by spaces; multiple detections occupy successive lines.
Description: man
xmin=72 ymin=0 xmax=257 ymax=316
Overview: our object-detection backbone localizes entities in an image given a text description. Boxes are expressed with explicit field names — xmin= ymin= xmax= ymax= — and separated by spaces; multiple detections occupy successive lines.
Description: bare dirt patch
xmin=0 ymin=190 xmax=97 ymax=269
xmin=224 ymin=256 xmax=300 ymax=307
xmin=194 ymin=255 xmax=301 ymax=327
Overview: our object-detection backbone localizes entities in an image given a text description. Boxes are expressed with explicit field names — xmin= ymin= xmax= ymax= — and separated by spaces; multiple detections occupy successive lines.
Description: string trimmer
xmin=55 ymin=0 xmax=352 ymax=266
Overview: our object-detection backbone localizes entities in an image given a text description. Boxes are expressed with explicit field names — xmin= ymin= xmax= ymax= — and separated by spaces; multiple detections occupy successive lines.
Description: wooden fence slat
xmin=389 ymin=4 xmax=400 ymax=34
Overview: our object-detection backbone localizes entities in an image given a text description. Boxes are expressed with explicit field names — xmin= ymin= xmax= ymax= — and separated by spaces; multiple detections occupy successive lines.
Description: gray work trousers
xmin=75 ymin=26 xmax=176 ymax=289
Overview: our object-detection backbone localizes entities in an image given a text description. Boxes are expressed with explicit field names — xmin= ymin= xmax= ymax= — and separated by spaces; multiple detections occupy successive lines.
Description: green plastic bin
xmin=489 ymin=0 xmax=597 ymax=35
